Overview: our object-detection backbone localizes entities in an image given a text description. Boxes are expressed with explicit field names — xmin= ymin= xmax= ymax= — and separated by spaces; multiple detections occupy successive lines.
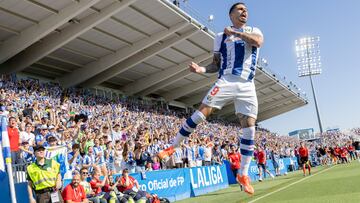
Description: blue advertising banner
xmin=71 ymin=169 xmax=191 ymax=202
xmin=134 ymin=169 xmax=191 ymax=202
xmin=8 ymin=158 xmax=302 ymax=203
xmin=189 ymin=164 xmax=229 ymax=196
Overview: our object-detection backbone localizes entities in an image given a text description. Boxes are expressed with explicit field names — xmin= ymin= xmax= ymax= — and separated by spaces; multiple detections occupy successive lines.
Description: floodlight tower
xmin=295 ymin=36 xmax=323 ymax=134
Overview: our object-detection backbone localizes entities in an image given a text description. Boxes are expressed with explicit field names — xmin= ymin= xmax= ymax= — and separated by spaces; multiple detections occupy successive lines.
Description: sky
xmin=182 ymin=0 xmax=360 ymax=134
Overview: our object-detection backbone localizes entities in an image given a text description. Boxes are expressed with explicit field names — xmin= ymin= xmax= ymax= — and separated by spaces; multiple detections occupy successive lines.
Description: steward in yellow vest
xmin=27 ymin=145 xmax=63 ymax=203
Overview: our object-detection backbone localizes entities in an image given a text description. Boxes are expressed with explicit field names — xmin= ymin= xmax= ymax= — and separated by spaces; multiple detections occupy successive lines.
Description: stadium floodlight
xmin=295 ymin=36 xmax=321 ymax=77
xmin=208 ymin=14 xmax=214 ymax=22
xmin=295 ymin=36 xmax=323 ymax=134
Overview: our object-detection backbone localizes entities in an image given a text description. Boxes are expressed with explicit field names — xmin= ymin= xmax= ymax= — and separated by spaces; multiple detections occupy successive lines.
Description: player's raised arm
xmin=189 ymin=53 xmax=221 ymax=74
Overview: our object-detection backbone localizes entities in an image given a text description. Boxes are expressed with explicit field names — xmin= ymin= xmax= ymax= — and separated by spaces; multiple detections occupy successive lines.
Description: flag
xmin=45 ymin=145 xmax=69 ymax=178
xmin=0 ymin=116 xmax=10 ymax=180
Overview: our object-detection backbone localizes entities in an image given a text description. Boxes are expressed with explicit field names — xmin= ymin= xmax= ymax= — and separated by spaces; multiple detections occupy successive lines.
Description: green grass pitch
xmin=177 ymin=161 xmax=360 ymax=203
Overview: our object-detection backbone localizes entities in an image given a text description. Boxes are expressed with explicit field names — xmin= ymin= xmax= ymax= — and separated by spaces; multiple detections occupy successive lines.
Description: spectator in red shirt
xmin=62 ymin=173 xmax=88 ymax=203
xmin=116 ymin=168 xmax=147 ymax=201
xmin=103 ymin=175 xmax=133 ymax=203
xmin=298 ymin=142 xmax=311 ymax=176
xmin=340 ymin=147 xmax=349 ymax=163
xmin=116 ymin=169 xmax=139 ymax=192
xmin=256 ymin=145 xmax=274 ymax=181
xmin=8 ymin=117 xmax=20 ymax=164
xmin=334 ymin=146 xmax=341 ymax=160
xmin=228 ymin=144 xmax=242 ymax=187
xmin=348 ymin=143 xmax=356 ymax=160
xmin=89 ymin=170 xmax=107 ymax=197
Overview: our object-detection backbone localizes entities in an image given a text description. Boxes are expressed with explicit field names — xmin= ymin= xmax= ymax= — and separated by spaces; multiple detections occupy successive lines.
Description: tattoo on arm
xmin=205 ymin=53 xmax=221 ymax=73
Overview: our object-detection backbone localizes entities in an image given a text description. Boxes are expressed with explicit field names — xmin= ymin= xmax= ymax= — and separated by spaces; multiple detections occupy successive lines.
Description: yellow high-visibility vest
xmin=27 ymin=159 xmax=60 ymax=191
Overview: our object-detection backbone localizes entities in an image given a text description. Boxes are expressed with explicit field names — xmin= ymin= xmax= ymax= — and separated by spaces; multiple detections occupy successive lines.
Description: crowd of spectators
xmin=1 ymin=75 xmax=359 ymax=179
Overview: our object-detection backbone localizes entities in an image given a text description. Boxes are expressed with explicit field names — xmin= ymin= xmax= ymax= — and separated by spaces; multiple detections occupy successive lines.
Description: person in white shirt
xmin=20 ymin=123 xmax=35 ymax=146
xmin=111 ymin=124 xmax=122 ymax=142
xmin=174 ymin=146 xmax=183 ymax=168
xmin=204 ymin=143 xmax=213 ymax=166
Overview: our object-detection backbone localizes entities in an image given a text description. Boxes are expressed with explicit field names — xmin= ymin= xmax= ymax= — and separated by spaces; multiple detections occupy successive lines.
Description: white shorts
xmin=202 ymin=75 xmax=258 ymax=118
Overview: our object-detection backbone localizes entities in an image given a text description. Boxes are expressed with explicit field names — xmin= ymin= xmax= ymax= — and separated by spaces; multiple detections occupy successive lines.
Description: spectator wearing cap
xmin=19 ymin=141 xmax=34 ymax=164
xmin=27 ymin=145 xmax=63 ymax=203
xmin=61 ymin=172 xmax=88 ymax=203
xmin=8 ymin=116 xmax=20 ymax=164
xmin=35 ymin=125 xmax=48 ymax=146
xmin=20 ymin=122 xmax=35 ymax=146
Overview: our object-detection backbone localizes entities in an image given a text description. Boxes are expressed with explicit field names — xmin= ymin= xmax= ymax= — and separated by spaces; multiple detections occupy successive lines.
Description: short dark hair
xmin=72 ymin=143 xmax=80 ymax=149
xmin=80 ymin=167 xmax=88 ymax=173
xmin=9 ymin=117 xmax=16 ymax=121
xmin=229 ymin=2 xmax=246 ymax=14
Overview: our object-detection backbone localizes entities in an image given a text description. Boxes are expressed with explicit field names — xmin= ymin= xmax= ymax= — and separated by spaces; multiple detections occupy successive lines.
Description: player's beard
xmin=237 ymin=13 xmax=247 ymax=24
xmin=233 ymin=12 xmax=247 ymax=25
xmin=239 ymin=18 xmax=247 ymax=24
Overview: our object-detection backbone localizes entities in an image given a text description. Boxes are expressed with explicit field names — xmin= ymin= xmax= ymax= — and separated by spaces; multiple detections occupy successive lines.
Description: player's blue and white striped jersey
xmin=214 ymin=26 xmax=263 ymax=81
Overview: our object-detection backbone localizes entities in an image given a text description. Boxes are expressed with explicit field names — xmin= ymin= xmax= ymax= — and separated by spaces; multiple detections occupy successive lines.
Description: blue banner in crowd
xmin=189 ymin=164 xmax=229 ymax=196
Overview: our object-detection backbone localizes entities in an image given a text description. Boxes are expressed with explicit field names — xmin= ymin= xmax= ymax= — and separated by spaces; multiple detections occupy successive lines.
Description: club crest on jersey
xmin=244 ymin=27 xmax=252 ymax=33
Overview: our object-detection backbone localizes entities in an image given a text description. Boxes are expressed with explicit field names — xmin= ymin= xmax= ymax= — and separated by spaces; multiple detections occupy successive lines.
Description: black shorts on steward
xmin=300 ymin=156 xmax=309 ymax=165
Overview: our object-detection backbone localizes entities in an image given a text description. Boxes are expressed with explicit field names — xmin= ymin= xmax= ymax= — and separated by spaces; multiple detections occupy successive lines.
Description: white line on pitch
xmin=248 ymin=165 xmax=336 ymax=203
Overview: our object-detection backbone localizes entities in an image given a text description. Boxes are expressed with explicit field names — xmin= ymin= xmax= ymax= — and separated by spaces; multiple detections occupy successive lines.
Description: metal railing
xmin=257 ymin=61 xmax=308 ymax=101
xmin=162 ymin=0 xmax=217 ymax=35
xmin=179 ymin=2 xmax=219 ymax=32
xmin=10 ymin=163 xmax=30 ymax=184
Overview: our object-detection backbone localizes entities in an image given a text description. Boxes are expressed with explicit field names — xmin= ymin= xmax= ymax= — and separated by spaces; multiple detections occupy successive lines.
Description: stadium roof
xmin=0 ymin=0 xmax=307 ymax=122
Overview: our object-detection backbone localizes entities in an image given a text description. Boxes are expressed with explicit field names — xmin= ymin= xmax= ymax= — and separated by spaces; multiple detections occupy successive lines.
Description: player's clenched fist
xmin=189 ymin=62 xmax=206 ymax=73
xmin=224 ymin=26 xmax=235 ymax=36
